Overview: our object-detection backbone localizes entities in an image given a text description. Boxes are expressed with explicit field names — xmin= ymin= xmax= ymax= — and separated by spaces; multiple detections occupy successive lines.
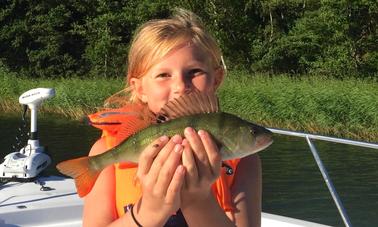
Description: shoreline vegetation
xmin=1 ymin=71 xmax=377 ymax=143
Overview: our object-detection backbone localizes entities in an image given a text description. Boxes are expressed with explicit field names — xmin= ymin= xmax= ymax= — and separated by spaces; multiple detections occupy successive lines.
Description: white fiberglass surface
xmin=0 ymin=177 xmax=331 ymax=227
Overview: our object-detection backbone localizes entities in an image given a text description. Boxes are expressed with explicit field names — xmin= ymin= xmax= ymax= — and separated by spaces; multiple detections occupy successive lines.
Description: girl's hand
xmin=181 ymin=127 xmax=222 ymax=208
xmin=135 ymin=135 xmax=186 ymax=226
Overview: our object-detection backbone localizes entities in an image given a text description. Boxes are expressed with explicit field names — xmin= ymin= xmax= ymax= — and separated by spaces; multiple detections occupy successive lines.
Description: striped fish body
xmin=90 ymin=112 xmax=272 ymax=171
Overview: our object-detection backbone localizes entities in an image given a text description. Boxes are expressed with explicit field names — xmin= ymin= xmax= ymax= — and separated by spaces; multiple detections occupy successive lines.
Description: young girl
xmin=84 ymin=9 xmax=262 ymax=227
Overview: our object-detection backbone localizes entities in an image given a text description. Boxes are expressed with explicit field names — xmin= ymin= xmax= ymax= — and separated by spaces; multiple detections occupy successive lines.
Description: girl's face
xmin=131 ymin=44 xmax=223 ymax=113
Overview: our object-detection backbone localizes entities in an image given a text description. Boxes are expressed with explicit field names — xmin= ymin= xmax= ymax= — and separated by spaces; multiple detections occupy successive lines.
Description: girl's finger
xmin=165 ymin=165 xmax=186 ymax=204
xmin=137 ymin=135 xmax=169 ymax=177
xmin=198 ymin=130 xmax=222 ymax=176
xmin=147 ymin=135 xmax=182 ymax=184
xmin=184 ymin=127 xmax=210 ymax=173
xmin=181 ymin=139 xmax=198 ymax=187
xmin=155 ymin=144 xmax=183 ymax=194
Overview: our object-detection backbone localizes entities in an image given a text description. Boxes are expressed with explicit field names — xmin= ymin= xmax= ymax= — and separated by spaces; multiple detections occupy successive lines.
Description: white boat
xmin=0 ymin=176 xmax=331 ymax=227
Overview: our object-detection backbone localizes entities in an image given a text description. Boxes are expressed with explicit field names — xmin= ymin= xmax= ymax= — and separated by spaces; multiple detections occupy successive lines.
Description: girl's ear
xmin=213 ymin=67 xmax=225 ymax=90
xmin=130 ymin=78 xmax=148 ymax=103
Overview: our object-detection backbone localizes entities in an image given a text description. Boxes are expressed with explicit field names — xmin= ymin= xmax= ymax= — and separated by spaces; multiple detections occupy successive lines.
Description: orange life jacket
xmin=88 ymin=106 xmax=240 ymax=218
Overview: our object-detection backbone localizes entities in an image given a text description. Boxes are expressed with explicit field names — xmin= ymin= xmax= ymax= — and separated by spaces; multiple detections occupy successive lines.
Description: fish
xmin=56 ymin=92 xmax=273 ymax=197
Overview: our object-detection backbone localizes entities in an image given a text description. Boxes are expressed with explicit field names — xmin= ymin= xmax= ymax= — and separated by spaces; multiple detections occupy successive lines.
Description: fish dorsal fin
xmin=157 ymin=92 xmax=219 ymax=122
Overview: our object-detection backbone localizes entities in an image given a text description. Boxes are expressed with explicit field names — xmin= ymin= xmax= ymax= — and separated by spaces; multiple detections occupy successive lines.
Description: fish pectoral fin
xmin=116 ymin=116 xmax=151 ymax=142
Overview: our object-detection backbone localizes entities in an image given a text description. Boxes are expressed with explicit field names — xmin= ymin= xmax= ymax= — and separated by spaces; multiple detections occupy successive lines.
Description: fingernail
xmin=184 ymin=127 xmax=193 ymax=135
xmin=172 ymin=134 xmax=182 ymax=143
xmin=198 ymin=130 xmax=206 ymax=136
xmin=160 ymin=135 xmax=168 ymax=142
xmin=177 ymin=165 xmax=185 ymax=174
xmin=174 ymin=144 xmax=182 ymax=153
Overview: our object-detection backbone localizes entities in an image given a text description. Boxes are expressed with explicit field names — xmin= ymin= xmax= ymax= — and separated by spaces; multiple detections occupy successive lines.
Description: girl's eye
xmin=155 ymin=73 xmax=170 ymax=78
xmin=188 ymin=68 xmax=206 ymax=77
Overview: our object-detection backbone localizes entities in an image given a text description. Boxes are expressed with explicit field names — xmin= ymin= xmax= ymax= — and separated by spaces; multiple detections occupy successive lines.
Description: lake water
xmin=1 ymin=113 xmax=377 ymax=226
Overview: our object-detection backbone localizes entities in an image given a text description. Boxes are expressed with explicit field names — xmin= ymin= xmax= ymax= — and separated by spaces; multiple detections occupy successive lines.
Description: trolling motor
xmin=0 ymin=88 xmax=55 ymax=181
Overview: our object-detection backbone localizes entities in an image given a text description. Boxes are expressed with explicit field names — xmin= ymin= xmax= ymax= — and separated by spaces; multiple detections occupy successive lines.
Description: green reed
xmin=219 ymin=71 xmax=378 ymax=142
xmin=1 ymin=73 xmax=124 ymax=118
xmin=1 ymin=71 xmax=377 ymax=142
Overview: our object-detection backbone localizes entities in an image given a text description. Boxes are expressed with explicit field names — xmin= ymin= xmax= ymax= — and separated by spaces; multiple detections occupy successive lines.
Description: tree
xmin=0 ymin=0 xmax=91 ymax=77
xmin=0 ymin=0 xmax=376 ymax=78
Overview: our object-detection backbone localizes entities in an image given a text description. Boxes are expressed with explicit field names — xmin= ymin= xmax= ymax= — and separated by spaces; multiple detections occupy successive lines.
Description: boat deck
xmin=0 ymin=176 xmax=330 ymax=227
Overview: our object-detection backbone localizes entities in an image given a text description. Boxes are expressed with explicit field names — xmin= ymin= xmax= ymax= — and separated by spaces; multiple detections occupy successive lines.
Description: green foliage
xmin=0 ymin=0 xmax=173 ymax=78
xmin=72 ymin=0 xmax=173 ymax=77
xmin=0 ymin=1 xmax=86 ymax=77
xmin=0 ymin=0 xmax=377 ymax=78
xmin=218 ymin=71 xmax=378 ymax=141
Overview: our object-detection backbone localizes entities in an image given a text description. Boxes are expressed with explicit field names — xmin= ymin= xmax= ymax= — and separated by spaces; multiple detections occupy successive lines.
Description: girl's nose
xmin=173 ymin=75 xmax=191 ymax=96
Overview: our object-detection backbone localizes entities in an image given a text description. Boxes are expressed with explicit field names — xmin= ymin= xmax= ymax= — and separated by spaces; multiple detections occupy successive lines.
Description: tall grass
xmin=1 ymin=72 xmax=124 ymax=118
xmin=219 ymin=71 xmax=378 ymax=142
xmin=1 ymin=70 xmax=377 ymax=142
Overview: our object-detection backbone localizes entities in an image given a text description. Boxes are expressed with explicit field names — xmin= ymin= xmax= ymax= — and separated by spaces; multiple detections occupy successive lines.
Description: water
xmin=1 ymin=113 xmax=377 ymax=227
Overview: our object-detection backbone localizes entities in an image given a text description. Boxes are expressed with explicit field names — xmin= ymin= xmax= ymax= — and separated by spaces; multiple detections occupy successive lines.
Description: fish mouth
xmin=253 ymin=125 xmax=273 ymax=152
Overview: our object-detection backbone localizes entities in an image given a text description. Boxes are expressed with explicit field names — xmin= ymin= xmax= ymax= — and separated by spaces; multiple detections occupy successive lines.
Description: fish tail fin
xmin=56 ymin=157 xmax=100 ymax=197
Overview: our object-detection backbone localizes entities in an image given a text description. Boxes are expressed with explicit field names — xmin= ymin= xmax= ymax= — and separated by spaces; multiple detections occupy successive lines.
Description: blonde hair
xmin=105 ymin=9 xmax=224 ymax=108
